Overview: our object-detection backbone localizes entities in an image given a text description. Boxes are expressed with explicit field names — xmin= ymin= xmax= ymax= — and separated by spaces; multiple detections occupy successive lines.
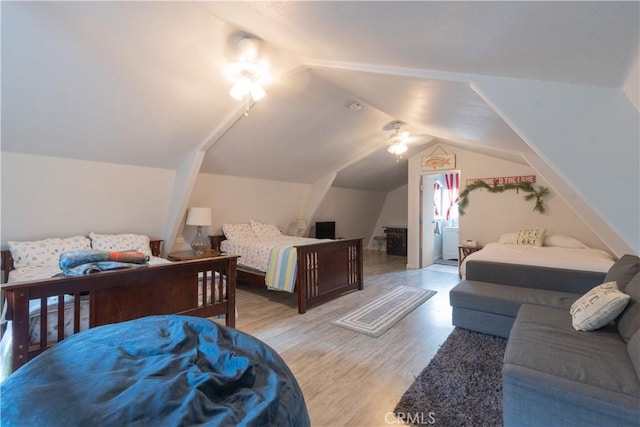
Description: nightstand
xmin=458 ymin=245 xmax=483 ymax=278
xmin=167 ymin=249 xmax=221 ymax=262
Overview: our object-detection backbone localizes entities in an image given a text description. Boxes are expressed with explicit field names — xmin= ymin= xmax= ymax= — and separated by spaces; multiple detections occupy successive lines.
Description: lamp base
xmin=191 ymin=226 xmax=209 ymax=256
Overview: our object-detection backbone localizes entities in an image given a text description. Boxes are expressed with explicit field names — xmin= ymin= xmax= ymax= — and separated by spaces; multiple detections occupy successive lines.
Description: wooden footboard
xmin=210 ymin=235 xmax=363 ymax=313
xmin=2 ymin=256 xmax=238 ymax=372
xmin=295 ymin=238 xmax=363 ymax=313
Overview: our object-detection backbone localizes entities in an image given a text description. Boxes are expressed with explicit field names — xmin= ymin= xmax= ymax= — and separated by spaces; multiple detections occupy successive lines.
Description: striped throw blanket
xmin=265 ymin=245 xmax=298 ymax=293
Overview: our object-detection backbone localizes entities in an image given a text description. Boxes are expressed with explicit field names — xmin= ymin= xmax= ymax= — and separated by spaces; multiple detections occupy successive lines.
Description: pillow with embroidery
xmin=89 ymin=232 xmax=152 ymax=257
xmin=9 ymin=235 xmax=92 ymax=268
xmin=515 ymin=229 xmax=545 ymax=247
xmin=570 ymin=281 xmax=630 ymax=331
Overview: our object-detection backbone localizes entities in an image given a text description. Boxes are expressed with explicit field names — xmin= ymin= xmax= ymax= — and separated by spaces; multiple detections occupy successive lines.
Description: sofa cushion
xmin=617 ymin=272 xmax=640 ymax=342
xmin=450 ymin=280 xmax=579 ymax=318
xmin=506 ymin=304 xmax=640 ymax=399
xmin=570 ymin=281 xmax=630 ymax=331
xmin=628 ymin=329 xmax=640 ymax=379
xmin=604 ymin=254 xmax=640 ymax=292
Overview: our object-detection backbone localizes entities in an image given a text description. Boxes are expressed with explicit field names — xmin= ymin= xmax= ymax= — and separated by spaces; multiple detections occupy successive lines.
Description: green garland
xmin=458 ymin=180 xmax=549 ymax=215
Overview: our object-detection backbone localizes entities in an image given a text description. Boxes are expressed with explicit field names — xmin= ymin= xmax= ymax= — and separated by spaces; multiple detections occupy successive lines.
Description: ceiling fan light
xmin=250 ymin=83 xmax=266 ymax=101
xmin=388 ymin=142 xmax=408 ymax=155
xmin=230 ymin=76 xmax=254 ymax=101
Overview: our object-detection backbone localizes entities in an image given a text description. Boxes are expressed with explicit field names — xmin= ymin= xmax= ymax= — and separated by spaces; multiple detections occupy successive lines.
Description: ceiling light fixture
xmin=225 ymin=36 xmax=270 ymax=115
xmin=387 ymin=121 xmax=409 ymax=161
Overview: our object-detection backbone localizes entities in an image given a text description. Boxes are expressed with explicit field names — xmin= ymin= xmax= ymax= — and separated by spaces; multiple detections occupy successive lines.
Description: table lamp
xmin=186 ymin=207 xmax=212 ymax=255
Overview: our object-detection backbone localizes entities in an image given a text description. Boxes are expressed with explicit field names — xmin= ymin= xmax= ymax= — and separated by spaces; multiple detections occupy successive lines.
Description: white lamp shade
xmin=186 ymin=207 xmax=212 ymax=226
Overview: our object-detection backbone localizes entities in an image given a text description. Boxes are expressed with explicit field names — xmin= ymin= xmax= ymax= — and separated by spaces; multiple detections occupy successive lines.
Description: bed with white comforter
xmin=460 ymin=234 xmax=615 ymax=278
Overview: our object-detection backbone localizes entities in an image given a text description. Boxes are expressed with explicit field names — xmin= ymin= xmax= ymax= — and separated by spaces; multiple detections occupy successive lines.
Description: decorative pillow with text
xmin=570 ymin=281 xmax=630 ymax=331
xmin=515 ymin=229 xmax=545 ymax=247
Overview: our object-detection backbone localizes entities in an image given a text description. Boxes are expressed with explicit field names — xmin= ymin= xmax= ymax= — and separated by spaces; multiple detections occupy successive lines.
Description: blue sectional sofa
xmin=449 ymin=255 xmax=640 ymax=426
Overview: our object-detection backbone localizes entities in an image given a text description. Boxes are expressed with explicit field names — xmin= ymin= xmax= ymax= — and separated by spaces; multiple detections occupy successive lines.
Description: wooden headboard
xmin=209 ymin=235 xmax=227 ymax=252
xmin=1 ymin=239 xmax=163 ymax=284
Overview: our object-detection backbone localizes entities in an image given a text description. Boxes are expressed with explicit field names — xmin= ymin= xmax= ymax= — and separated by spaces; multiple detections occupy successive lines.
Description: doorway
xmin=419 ymin=171 xmax=460 ymax=268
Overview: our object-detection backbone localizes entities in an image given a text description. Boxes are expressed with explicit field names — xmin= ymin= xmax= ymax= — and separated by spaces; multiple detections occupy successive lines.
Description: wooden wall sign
xmin=466 ymin=175 xmax=536 ymax=186
xmin=421 ymin=154 xmax=456 ymax=171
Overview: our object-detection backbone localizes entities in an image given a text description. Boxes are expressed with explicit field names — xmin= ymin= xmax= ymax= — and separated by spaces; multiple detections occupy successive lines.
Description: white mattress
xmin=460 ymin=242 xmax=615 ymax=278
xmin=220 ymin=236 xmax=324 ymax=272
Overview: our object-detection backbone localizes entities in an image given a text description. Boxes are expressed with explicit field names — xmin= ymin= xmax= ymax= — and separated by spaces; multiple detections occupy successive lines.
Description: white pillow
xmin=515 ymin=229 xmax=545 ymax=247
xmin=8 ymin=235 xmax=92 ymax=268
xmin=543 ymin=234 xmax=589 ymax=249
xmin=250 ymin=220 xmax=282 ymax=237
xmin=570 ymin=281 xmax=630 ymax=331
xmin=89 ymin=232 xmax=152 ymax=257
xmin=221 ymin=223 xmax=256 ymax=241
xmin=498 ymin=232 xmax=518 ymax=245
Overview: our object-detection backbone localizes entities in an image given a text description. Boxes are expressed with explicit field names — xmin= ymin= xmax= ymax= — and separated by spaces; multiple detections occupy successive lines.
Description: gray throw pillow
xmin=617 ymin=272 xmax=640 ymax=342
xmin=604 ymin=254 xmax=640 ymax=292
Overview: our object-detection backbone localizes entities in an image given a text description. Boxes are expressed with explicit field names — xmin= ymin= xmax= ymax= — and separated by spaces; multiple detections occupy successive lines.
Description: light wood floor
xmin=230 ymin=250 xmax=460 ymax=427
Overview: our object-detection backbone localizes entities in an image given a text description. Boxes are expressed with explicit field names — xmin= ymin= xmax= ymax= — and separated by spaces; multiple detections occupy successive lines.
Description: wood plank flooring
xmin=229 ymin=250 xmax=460 ymax=427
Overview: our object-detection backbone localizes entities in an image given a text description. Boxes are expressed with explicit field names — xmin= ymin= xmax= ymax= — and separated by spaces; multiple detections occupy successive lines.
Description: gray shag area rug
xmin=394 ymin=328 xmax=507 ymax=426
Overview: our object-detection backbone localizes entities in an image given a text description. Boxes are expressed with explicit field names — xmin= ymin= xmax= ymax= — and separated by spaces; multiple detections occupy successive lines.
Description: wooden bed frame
xmin=1 ymin=241 xmax=238 ymax=372
xmin=210 ymin=235 xmax=363 ymax=314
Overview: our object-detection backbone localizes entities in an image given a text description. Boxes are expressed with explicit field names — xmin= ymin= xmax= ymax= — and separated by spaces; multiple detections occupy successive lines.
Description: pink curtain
xmin=445 ymin=173 xmax=459 ymax=220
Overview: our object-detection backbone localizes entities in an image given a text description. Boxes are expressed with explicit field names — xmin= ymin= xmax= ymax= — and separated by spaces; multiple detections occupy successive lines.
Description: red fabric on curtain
xmin=445 ymin=173 xmax=459 ymax=220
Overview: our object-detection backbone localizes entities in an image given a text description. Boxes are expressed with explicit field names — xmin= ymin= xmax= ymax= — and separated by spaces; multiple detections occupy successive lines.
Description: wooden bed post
xmin=226 ymin=257 xmax=237 ymax=327
xmin=7 ymin=289 xmax=30 ymax=371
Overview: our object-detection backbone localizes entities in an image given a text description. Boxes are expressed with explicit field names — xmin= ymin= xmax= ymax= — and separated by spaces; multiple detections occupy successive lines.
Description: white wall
xmin=624 ymin=54 xmax=639 ymax=111
xmin=473 ymin=77 xmax=639 ymax=256
xmin=370 ymin=185 xmax=408 ymax=249
xmin=407 ymin=144 xmax=608 ymax=268
xmin=312 ymin=186 xmax=387 ymax=240
xmin=182 ymin=173 xmax=311 ymax=250
xmin=1 ymin=152 xmax=175 ymax=245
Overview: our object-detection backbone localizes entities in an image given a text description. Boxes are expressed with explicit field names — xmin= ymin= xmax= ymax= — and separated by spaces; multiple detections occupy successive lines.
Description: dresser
xmin=384 ymin=227 xmax=407 ymax=256
xmin=442 ymin=227 xmax=459 ymax=260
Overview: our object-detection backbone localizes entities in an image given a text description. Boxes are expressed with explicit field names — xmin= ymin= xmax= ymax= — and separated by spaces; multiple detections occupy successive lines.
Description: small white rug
xmin=331 ymin=286 xmax=437 ymax=337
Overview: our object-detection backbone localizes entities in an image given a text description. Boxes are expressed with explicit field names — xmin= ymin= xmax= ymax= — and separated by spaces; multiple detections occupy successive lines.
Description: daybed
xmin=210 ymin=220 xmax=363 ymax=314
xmin=1 ymin=315 xmax=310 ymax=426
xmin=1 ymin=233 xmax=238 ymax=372
xmin=459 ymin=232 xmax=615 ymax=278
xmin=450 ymin=255 xmax=640 ymax=426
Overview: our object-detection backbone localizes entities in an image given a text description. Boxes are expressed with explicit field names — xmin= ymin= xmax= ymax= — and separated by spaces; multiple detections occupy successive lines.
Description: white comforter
xmin=220 ymin=236 xmax=325 ymax=272
xmin=460 ymin=242 xmax=615 ymax=278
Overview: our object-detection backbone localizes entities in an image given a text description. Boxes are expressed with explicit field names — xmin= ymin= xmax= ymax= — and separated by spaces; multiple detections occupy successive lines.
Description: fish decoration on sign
xmin=421 ymin=153 xmax=456 ymax=171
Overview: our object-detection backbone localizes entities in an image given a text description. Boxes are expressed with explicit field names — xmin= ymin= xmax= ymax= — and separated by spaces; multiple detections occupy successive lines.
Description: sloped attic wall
xmin=179 ymin=172 xmax=312 ymax=252
xmin=406 ymin=144 xmax=609 ymax=269
xmin=1 ymin=153 xmax=175 ymax=244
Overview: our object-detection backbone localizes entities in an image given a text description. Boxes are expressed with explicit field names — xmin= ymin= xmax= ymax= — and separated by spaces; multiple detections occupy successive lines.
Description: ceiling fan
xmin=385 ymin=121 xmax=433 ymax=161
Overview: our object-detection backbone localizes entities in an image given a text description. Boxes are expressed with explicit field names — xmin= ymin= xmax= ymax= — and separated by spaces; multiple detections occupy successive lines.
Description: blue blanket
xmin=58 ymin=249 xmax=150 ymax=276
xmin=1 ymin=316 xmax=310 ymax=427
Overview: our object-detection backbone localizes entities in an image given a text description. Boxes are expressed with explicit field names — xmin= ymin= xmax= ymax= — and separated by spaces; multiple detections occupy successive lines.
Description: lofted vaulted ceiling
xmin=2 ymin=1 xmax=638 ymax=191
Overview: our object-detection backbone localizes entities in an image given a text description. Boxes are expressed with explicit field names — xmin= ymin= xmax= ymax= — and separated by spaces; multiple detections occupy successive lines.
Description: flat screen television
xmin=315 ymin=221 xmax=335 ymax=240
